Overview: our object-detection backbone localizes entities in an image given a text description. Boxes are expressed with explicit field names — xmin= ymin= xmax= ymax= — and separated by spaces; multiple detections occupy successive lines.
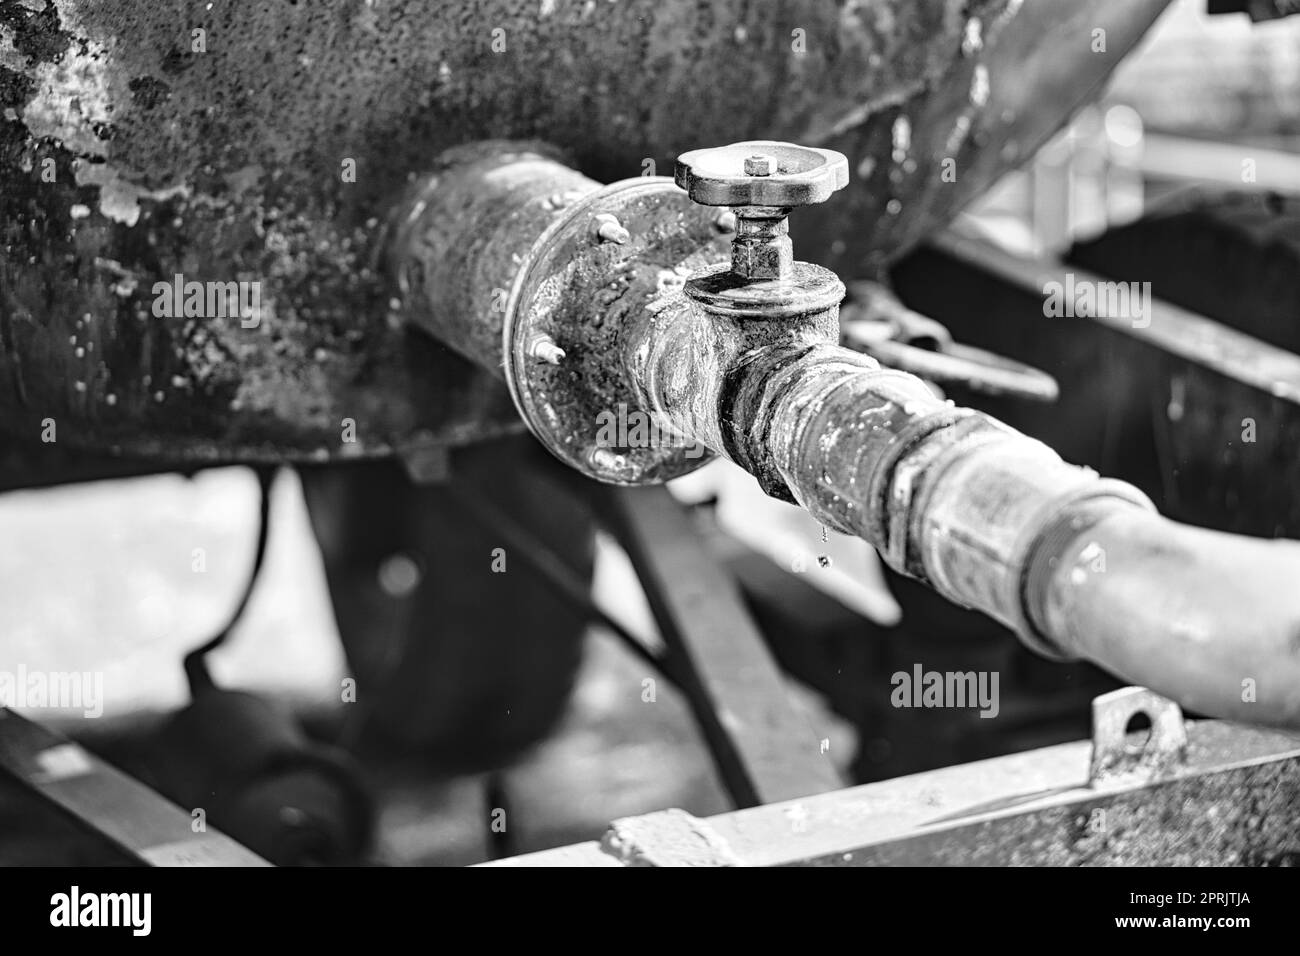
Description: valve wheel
xmin=675 ymin=141 xmax=849 ymax=208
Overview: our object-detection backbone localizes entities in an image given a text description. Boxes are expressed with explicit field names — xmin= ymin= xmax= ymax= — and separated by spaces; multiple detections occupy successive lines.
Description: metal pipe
xmin=1033 ymin=505 xmax=1300 ymax=724
xmin=386 ymin=141 xmax=603 ymax=372
xmin=624 ymin=299 xmax=1300 ymax=727
xmin=623 ymin=297 xmax=1149 ymax=653
xmin=388 ymin=140 xmax=1300 ymax=729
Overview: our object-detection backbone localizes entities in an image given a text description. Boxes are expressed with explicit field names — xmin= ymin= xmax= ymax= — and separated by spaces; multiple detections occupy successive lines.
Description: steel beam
xmin=0 ymin=708 xmax=269 ymax=866
xmin=488 ymin=702 xmax=1300 ymax=866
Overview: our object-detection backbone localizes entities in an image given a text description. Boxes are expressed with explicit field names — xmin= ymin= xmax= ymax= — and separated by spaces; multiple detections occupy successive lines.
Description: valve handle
xmin=675 ymin=140 xmax=849 ymax=208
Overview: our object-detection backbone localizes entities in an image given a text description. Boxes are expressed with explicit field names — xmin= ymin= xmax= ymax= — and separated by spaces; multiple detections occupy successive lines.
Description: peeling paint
xmin=20 ymin=40 xmax=113 ymax=157
xmin=0 ymin=0 xmax=1173 ymax=468
xmin=73 ymin=158 xmax=189 ymax=226
xmin=0 ymin=25 xmax=26 ymax=71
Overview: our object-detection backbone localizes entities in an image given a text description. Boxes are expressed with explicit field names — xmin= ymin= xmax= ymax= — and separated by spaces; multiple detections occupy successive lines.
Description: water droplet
xmin=970 ymin=65 xmax=990 ymax=107
xmin=378 ymin=552 xmax=423 ymax=597
xmin=891 ymin=115 xmax=911 ymax=163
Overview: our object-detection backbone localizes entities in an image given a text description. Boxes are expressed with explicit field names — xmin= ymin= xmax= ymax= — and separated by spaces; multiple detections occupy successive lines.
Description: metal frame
xmin=490 ymin=695 xmax=1300 ymax=867
xmin=0 ymin=708 xmax=269 ymax=866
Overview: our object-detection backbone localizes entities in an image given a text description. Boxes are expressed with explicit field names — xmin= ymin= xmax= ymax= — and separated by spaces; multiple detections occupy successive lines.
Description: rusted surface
xmin=0 ymin=0 xmax=1171 ymax=468
xmin=391 ymin=145 xmax=728 ymax=483
xmin=797 ymin=0 xmax=1174 ymax=275
xmin=389 ymin=141 xmax=595 ymax=374
xmin=501 ymin=177 xmax=727 ymax=484
xmin=622 ymin=290 xmax=1151 ymax=642
xmin=803 ymin=745 xmax=1300 ymax=866
xmin=490 ymin=718 xmax=1300 ymax=866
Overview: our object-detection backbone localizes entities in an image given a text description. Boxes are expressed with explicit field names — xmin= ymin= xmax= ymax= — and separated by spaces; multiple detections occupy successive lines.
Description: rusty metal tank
xmin=0 ymin=0 xmax=1172 ymax=471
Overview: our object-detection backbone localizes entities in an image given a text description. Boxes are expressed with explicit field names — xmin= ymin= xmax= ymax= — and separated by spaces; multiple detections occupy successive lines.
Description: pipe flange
xmin=685 ymin=261 xmax=845 ymax=319
xmin=502 ymin=177 xmax=729 ymax=484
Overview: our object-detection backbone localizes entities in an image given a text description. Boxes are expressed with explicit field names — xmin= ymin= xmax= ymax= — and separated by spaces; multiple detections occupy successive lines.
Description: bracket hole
xmin=1123 ymin=711 xmax=1152 ymax=755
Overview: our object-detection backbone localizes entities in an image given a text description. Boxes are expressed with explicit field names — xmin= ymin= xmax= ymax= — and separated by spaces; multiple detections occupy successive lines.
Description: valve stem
xmin=593 ymin=213 xmax=630 ymax=245
xmin=527 ymin=332 xmax=566 ymax=365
